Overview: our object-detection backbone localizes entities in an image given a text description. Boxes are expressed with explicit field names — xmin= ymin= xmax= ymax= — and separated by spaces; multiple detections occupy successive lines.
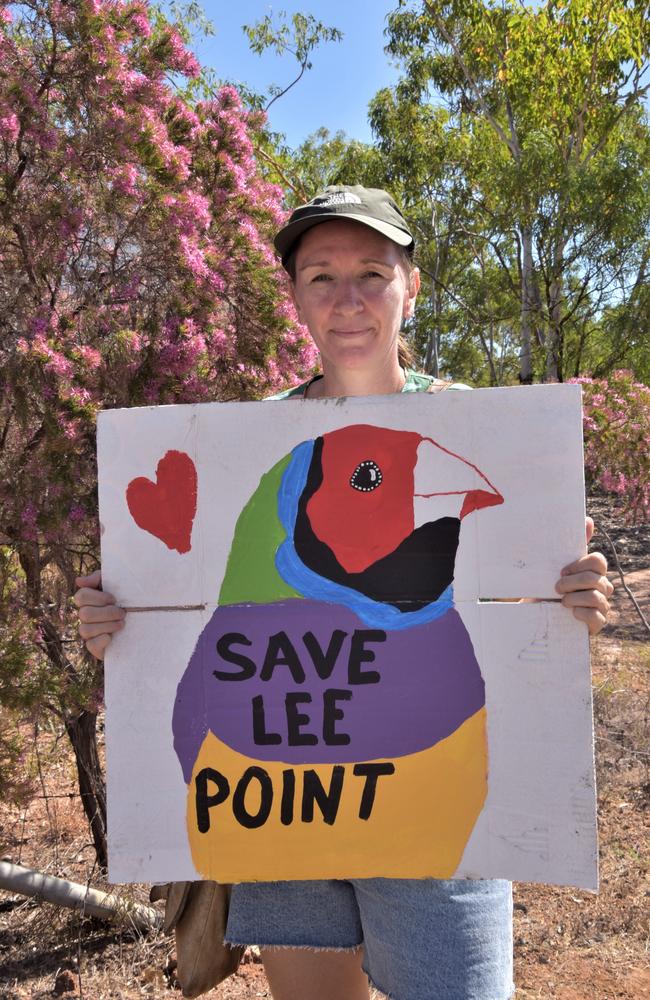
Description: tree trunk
xmin=65 ymin=710 xmax=108 ymax=870
xmin=424 ymin=267 xmax=441 ymax=378
xmin=545 ymin=275 xmax=563 ymax=381
xmin=545 ymin=239 xmax=567 ymax=382
xmin=424 ymin=323 xmax=441 ymax=378
xmin=519 ymin=222 xmax=536 ymax=384
xmin=16 ymin=544 xmax=109 ymax=872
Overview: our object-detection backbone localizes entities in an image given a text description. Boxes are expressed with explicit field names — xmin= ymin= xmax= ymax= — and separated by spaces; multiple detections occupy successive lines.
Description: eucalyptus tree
xmin=384 ymin=0 xmax=650 ymax=382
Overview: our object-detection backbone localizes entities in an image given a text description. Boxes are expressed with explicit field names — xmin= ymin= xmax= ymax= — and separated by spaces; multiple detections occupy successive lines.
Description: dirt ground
xmin=1 ymin=496 xmax=648 ymax=1000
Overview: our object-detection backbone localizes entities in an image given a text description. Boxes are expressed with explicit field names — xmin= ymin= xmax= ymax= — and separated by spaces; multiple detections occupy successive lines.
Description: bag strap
xmin=426 ymin=378 xmax=454 ymax=394
xmin=150 ymin=881 xmax=193 ymax=934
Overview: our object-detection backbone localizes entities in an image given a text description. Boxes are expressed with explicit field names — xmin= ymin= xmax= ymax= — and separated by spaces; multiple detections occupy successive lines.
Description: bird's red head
xmin=305 ymin=424 xmax=503 ymax=575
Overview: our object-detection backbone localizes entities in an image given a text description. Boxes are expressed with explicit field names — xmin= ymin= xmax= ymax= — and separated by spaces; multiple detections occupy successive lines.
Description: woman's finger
xmin=78 ymin=603 xmax=125 ymax=625
xmin=79 ymin=619 xmax=125 ymax=641
xmin=555 ymin=570 xmax=611 ymax=595
xmin=85 ymin=634 xmax=112 ymax=660
xmin=569 ymin=605 xmax=607 ymax=636
xmin=560 ymin=591 xmax=610 ymax=615
xmin=560 ymin=551 xmax=608 ymax=578
xmin=74 ymin=587 xmax=118 ymax=608
xmin=75 ymin=570 xmax=102 ymax=590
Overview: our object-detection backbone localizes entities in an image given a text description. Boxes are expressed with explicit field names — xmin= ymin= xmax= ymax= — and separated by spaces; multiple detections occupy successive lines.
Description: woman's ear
xmin=403 ymin=267 xmax=420 ymax=318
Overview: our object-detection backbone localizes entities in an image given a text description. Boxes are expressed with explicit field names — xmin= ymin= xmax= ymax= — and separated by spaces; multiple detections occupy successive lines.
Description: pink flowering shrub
xmin=570 ymin=371 xmax=650 ymax=524
xmin=0 ymin=0 xmax=316 ymax=860
xmin=0 ymin=549 xmax=48 ymax=805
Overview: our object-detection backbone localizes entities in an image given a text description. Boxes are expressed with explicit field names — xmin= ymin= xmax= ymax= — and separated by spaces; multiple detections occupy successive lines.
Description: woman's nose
xmin=333 ymin=280 xmax=363 ymax=314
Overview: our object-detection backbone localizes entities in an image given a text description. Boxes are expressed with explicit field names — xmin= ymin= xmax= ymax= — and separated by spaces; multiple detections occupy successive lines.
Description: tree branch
xmin=252 ymin=144 xmax=308 ymax=201
xmin=265 ymin=58 xmax=307 ymax=112
xmin=598 ymin=526 xmax=650 ymax=635
xmin=423 ymin=1 xmax=521 ymax=160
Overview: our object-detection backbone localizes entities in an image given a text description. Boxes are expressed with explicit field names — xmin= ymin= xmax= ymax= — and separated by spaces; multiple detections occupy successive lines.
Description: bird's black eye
xmin=350 ymin=459 xmax=383 ymax=492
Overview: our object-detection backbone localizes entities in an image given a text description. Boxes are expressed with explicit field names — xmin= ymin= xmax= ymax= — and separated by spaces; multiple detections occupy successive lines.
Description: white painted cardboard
xmin=99 ymin=384 xmax=597 ymax=888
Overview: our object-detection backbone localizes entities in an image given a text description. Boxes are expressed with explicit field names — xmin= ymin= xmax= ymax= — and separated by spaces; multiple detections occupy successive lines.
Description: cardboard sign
xmin=98 ymin=384 xmax=598 ymax=889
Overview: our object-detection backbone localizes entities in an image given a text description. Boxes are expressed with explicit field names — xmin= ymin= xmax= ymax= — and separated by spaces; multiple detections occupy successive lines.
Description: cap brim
xmin=275 ymin=212 xmax=413 ymax=264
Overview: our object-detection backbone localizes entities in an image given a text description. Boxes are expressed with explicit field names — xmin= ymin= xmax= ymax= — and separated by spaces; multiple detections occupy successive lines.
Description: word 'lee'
xmin=213 ymin=628 xmax=386 ymax=747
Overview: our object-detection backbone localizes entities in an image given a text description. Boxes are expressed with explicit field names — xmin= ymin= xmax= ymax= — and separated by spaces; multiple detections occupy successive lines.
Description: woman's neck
xmin=307 ymin=360 xmax=406 ymax=399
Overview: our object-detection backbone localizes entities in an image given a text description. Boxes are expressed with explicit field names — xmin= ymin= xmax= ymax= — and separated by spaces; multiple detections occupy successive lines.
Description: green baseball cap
xmin=274 ymin=184 xmax=415 ymax=268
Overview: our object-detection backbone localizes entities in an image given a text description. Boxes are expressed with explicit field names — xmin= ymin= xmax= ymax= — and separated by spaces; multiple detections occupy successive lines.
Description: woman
xmin=75 ymin=185 xmax=613 ymax=1000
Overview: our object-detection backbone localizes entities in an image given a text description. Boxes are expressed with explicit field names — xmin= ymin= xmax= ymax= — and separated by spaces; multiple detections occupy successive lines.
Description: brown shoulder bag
xmin=150 ymin=881 xmax=245 ymax=998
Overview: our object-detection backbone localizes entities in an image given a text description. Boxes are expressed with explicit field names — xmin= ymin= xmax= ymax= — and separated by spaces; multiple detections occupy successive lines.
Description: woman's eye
xmin=311 ymin=273 xmax=332 ymax=283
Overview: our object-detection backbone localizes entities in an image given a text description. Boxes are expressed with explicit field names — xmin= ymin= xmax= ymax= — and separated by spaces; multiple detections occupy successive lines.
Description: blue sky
xmin=179 ymin=1 xmax=402 ymax=149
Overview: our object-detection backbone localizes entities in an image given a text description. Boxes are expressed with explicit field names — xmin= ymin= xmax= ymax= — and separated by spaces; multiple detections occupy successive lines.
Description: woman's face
xmin=290 ymin=220 xmax=419 ymax=377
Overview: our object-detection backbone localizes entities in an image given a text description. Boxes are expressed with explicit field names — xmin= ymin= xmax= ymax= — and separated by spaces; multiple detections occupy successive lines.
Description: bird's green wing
xmin=218 ymin=453 xmax=302 ymax=606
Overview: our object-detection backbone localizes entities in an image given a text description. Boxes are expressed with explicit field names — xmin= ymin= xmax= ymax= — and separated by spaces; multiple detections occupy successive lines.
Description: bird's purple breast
xmin=173 ymin=599 xmax=485 ymax=779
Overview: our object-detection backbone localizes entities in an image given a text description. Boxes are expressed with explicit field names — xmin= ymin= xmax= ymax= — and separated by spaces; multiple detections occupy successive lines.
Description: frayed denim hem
xmin=364 ymin=967 xmax=392 ymax=999
xmin=225 ymin=940 xmax=363 ymax=953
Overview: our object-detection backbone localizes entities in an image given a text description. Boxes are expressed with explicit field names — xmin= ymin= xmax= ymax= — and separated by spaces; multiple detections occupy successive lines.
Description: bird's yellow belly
xmin=185 ymin=706 xmax=487 ymax=882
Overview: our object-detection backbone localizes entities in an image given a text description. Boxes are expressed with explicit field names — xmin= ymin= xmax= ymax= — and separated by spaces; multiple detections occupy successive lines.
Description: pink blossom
xmin=179 ymin=234 xmax=210 ymax=280
xmin=45 ymin=352 xmax=73 ymax=379
xmin=1 ymin=0 xmax=325 ymax=656
xmin=35 ymin=126 xmax=58 ymax=151
xmin=68 ymin=387 xmax=92 ymax=406
xmin=58 ymin=416 xmax=82 ymax=440
xmin=171 ymin=103 xmax=200 ymax=132
xmin=131 ymin=12 xmax=151 ymax=37
xmin=69 ymin=503 xmax=86 ymax=522
xmin=59 ymin=210 xmax=83 ymax=239
xmin=143 ymin=378 xmax=162 ymax=403
xmin=182 ymin=190 xmax=211 ymax=231
xmin=208 ymin=329 xmax=230 ymax=358
xmin=0 ymin=112 xmax=19 ymax=142
xmin=21 ymin=502 xmax=38 ymax=526
xmin=20 ymin=502 xmax=39 ymax=539
xmin=166 ymin=29 xmax=201 ymax=78
xmin=111 ymin=162 xmax=139 ymax=196
xmin=299 ymin=342 xmax=319 ymax=368
xmin=119 ymin=68 xmax=147 ymax=95
xmin=217 ymin=85 xmax=242 ymax=108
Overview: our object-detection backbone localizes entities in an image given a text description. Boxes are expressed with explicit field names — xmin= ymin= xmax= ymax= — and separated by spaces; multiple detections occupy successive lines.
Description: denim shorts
xmin=226 ymin=877 xmax=514 ymax=1000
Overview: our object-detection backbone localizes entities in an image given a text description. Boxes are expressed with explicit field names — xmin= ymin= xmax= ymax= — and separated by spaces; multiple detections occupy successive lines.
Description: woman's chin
xmin=326 ymin=342 xmax=380 ymax=371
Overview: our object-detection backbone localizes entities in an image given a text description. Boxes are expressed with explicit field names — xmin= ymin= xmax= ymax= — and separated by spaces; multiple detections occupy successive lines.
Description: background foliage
xmin=0 ymin=0 xmax=316 ymax=853
xmin=1 ymin=0 xmax=648 ymax=859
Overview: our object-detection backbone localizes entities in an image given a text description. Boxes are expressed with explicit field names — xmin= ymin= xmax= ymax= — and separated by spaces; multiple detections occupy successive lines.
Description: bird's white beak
xmin=413 ymin=437 xmax=503 ymax=528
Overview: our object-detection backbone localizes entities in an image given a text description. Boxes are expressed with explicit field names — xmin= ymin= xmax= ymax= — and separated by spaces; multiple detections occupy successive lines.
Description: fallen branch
xmin=0 ymin=860 xmax=162 ymax=933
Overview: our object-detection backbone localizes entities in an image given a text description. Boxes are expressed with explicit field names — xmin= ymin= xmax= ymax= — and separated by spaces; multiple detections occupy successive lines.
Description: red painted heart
xmin=126 ymin=450 xmax=197 ymax=554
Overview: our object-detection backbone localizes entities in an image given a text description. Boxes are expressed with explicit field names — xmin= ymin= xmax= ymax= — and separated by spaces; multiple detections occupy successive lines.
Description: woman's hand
xmin=74 ymin=569 xmax=126 ymax=660
xmin=554 ymin=517 xmax=614 ymax=636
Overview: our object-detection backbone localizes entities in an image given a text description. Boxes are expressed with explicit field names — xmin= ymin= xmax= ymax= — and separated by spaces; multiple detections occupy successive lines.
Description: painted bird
xmin=173 ymin=424 xmax=503 ymax=882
